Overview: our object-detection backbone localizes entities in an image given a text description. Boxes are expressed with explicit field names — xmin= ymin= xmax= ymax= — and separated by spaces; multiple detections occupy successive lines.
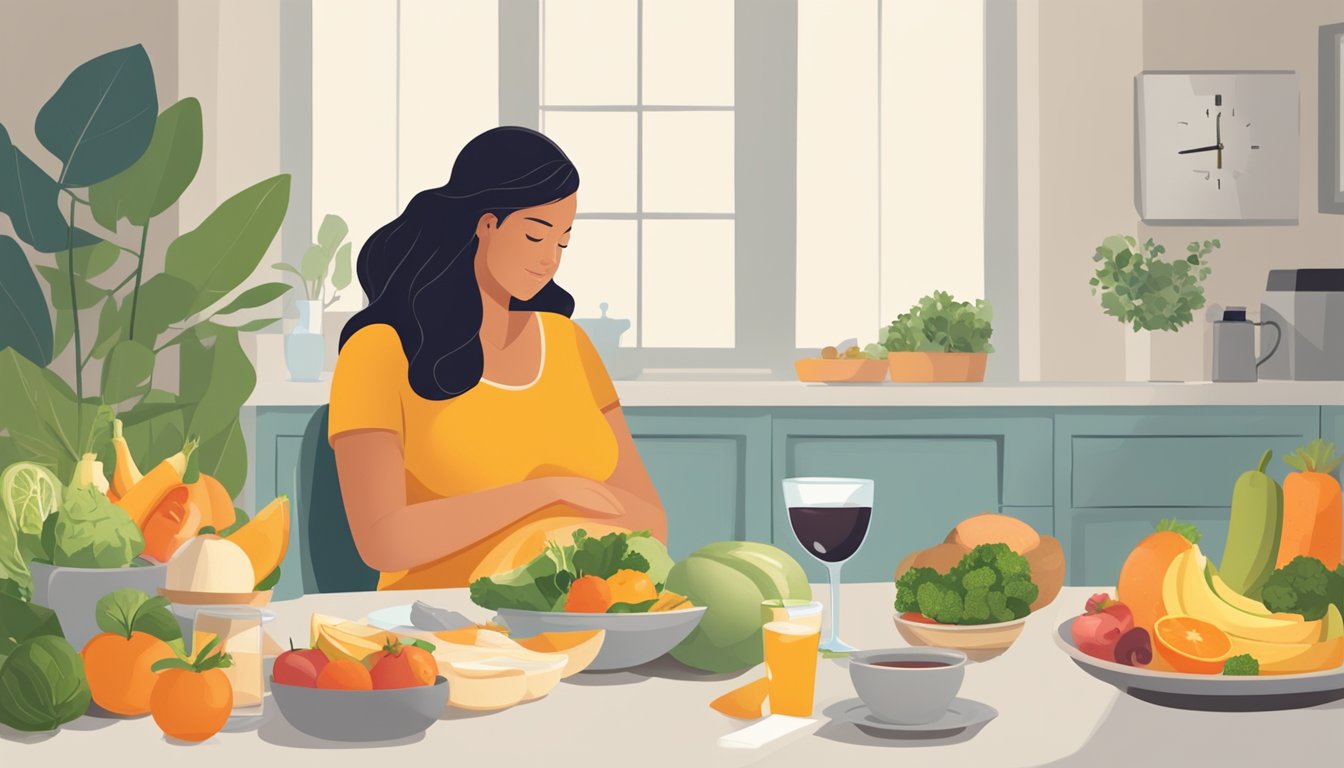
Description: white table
xmin=2 ymin=584 xmax=1340 ymax=766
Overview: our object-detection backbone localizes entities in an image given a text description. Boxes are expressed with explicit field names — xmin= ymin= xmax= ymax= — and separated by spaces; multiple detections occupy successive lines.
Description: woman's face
xmin=475 ymin=193 xmax=577 ymax=302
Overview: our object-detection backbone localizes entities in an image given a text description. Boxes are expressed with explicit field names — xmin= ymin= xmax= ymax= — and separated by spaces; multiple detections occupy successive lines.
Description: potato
xmin=893 ymin=542 xmax=970 ymax=582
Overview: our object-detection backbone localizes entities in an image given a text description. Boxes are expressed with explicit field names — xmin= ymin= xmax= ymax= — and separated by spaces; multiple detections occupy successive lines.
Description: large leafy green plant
xmin=1089 ymin=235 xmax=1217 ymax=332
xmin=0 ymin=44 xmax=290 ymax=497
xmin=867 ymin=291 xmax=995 ymax=355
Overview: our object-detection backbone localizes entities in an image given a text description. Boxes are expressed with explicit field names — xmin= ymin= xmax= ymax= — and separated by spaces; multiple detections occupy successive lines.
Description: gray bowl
xmin=849 ymin=647 xmax=968 ymax=724
xmin=495 ymin=607 xmax=707 ymax=671
xmin=29 ymin=561 xmax=168 ymax=650
xmin=270 ymin=677 xmax=449 ymax=742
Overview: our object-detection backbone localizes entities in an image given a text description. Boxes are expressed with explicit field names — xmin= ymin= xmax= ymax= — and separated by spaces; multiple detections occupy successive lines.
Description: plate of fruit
xmin=469 ymin=529 xmax=704 ymax=670
xmin=1057 ymin=446 xmax=1344 ymax=711
xmin=794 ymin=341 xmax=888 ymax=383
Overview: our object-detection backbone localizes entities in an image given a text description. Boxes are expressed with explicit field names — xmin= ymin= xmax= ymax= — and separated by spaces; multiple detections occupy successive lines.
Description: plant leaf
xmin=165 ymin=174 xmax=291 ymax=315
xmin=73 ymin=240 xmax=120 ymax=279
xmin=230 ymin=317 xmax=281 ymax=333
xmin=0 ymin=348 xmax=102 ymax=479
xmin=116 ymin=399 xmax=193 ymax=428
xmin=89 ymin=296 xmax=122 ymax=360
xmin=120 ymin=389 xmax=185 ymax=471
xmin=36 ymin=265 xmax=106 ymax=310
xmin=0 ymin=235 xmax=54 ymax=367
xmin=331 ymin=242 xmax=353 ymax=290
xmin=127 ymin=272 xmax=196 ymax=343
xmin=101 ymin=339 xmax=156 ymax=405
xmin=196 ymin=420 xmax=247 ymax=499
xmin=35 ymin=44 xmax=157 ymax=187
xmin=299 ymin=243 xmax=327 ymax=284
xmin=213 ymin=282 xmax=290 ymax=315
xmin=0 ymin=124 xmax=101 ymax=253
xmin=179 ymin=326 xmax=254 ymax=442
xmin=317 ymin=214 xmax=348 ymax=251
xmin=88 ymin=97 xmax=202 ymax=229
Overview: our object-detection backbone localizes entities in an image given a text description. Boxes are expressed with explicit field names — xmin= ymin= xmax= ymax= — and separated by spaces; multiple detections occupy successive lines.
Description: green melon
xmin=666 ymin=541 xmax=811 ymax=673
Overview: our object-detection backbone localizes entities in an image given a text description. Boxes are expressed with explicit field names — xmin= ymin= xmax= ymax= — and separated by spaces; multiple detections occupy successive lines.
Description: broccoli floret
xmin=895 ymin=567 xmax=943 ymax=613
xmin=993 ymin=548 xmax=1032 ymax=582
xmin=917 ymin=581 xmax=964 ymax=624
xmin=1221 ymin=654 xmax=1259 ymax=676
xmin=961 ymin=566 xmax=998 ymax=592
xmin=1261 ymin=556 xmax=1334 ymax=621
xmin=985 ymin=591 xmax=1015 ymax=623
xmin=1005 ymin=596 xmax=1032 ymax=620
xmin=1003 ymin=576 xmax=1040 ymax=608
xmin=962 ymin=587 xmax=991 ymax=623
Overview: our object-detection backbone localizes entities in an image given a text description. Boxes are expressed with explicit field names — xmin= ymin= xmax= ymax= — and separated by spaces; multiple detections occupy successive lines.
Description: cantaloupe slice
xmin=226 ymin=495 xmax=290 ymax=587
xmin=514 ymin=630 xmax=605 ymax=676
xmin=710 ymin=676 xmax=769 ymax=719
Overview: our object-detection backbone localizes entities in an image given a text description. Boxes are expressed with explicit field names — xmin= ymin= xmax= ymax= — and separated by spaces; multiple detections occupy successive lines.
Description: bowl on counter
xmin=29 ymin=560 xmax=168 ymax=650
xmin=270 ymin=677 xmax=450 ymax=742
xmin=794 ymin=358 xmax=888 ymax=383
xmin=893 ymin=613 xmax=1028 ymax=661
xmin=849 ymin=647 xmax=969 ymax=724
xmin=494 ymin=607 xmax=707 ymax=671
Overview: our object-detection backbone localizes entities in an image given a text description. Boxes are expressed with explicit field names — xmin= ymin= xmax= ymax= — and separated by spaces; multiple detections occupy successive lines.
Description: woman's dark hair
xmin=338 ymin=126 xmax=579 ymax=400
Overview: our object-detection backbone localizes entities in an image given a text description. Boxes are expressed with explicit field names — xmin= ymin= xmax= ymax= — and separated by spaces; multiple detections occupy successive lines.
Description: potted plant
xmin=274 ymin=214 xmax=352 ymax=382
xmin=866 ymin=291 xmax=994 ymax=383
xmin=0 ymin=44 xmax=290 ymax=642
xmin=1089 ymin=235 xmax=1218 ymax=381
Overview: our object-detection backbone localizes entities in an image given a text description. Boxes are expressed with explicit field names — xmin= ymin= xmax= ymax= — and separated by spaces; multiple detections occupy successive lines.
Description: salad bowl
xmin=495 ymin=606 xmax=706 ymax=671
xmin=1056 ymin=617 xmax=1344 ymax=711
xmin=893 ymin=613 xmax=1028 ymax=661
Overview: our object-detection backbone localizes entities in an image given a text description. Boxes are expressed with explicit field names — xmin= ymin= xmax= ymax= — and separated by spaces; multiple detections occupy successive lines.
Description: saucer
xmin=828 ymin=697 xmax=998 ymax=737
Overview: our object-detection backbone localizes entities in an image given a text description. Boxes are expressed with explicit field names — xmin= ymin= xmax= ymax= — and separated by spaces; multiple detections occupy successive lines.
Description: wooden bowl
xmin=894 ymin=613 xmax=1028 ymax=662
xmin=795 ymin=358 xmax=888 ymax=383
xmin=159 ymin=588 xmax=272 ymax=606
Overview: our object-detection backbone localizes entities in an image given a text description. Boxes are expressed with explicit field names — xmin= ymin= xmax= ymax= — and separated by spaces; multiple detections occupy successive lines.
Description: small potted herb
xmin=1089 ymin=235 xmax=1217 ymax=381
xmin=865 ymin=291 xmax=994 ymax=382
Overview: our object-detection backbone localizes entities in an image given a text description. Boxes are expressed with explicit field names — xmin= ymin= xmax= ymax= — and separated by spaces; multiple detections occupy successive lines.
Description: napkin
xmin=716 ymin=715 xmax=817 ymax=749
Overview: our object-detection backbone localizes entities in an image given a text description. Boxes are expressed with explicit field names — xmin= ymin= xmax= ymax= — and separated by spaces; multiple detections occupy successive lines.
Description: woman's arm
xmin=600 ymin=406 xmax=668 ymax=541
xmin=332 ymin=429 xmax=624 ymax=573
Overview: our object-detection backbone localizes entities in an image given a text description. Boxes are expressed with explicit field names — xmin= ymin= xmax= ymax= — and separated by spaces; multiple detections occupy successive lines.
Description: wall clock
xmin=1135 ymin=71 xmax=1299 ymax=224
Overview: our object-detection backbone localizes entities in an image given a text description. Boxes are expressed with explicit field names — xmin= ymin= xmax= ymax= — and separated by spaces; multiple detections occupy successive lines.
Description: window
xmin=539 ymin=0 xmax=737 ymax=351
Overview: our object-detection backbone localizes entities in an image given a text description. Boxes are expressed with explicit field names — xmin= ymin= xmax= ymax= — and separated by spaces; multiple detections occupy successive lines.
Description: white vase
xmin=1124 ymin=328 xmax=1152 ymax=382
xmin=285 ymin=299 xmax=325 ymax=382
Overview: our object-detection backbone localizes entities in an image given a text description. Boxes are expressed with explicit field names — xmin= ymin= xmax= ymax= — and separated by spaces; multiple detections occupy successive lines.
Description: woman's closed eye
xmin=525 ymin=233 xmax=544 ymax=243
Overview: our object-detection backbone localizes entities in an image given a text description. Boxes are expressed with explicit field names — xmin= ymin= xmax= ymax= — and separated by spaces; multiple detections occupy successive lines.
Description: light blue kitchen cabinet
xmin=771 ymin=409 xmax=1054 ymax=584
xmin=253 ymin=406 xmax=320 ymax=599
xmin=624 ymin=411 xmax=773 ymax=561
xmin=1054 ymin=407 xmax=1319 ymax=586
xmin=1323 ymin=408 xmax=1344 ymax=481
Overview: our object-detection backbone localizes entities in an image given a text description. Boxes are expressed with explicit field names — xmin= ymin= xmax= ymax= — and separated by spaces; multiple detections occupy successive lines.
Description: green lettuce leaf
xmin=52 ymin=486 xmax=143 ymax=568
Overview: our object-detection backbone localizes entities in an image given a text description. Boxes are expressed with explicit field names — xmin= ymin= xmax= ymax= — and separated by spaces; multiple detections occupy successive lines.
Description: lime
xmin=1 ymin=462 xmax=61 ymax=536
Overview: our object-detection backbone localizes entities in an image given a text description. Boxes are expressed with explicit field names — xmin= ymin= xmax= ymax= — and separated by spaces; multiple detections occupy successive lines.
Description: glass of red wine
xmin=782 ymin=477 xmax=874 ymax=653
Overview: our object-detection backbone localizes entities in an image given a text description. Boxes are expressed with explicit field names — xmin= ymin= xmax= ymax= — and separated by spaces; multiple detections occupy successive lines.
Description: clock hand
xmin=1216 ymin=112 xmax=1223 ymax=169
xmin=1178 ymin=144 xmax=1222 ymax=154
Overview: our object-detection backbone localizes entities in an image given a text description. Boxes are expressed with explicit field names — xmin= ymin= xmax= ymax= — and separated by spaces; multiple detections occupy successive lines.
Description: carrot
xmin=114 ymin=435 xmax=198 ymax=529
xmin=1278 ymin=440 xmax=1343 ymax=569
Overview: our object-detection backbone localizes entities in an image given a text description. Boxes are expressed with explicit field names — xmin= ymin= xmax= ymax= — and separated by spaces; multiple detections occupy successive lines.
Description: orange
xmin=82 ymin=631 xmax=175 ymax=715
xmin=564 ymin=575 xmax=613 ymax=613
xmin=369 ymin=641 xmax=439 ymax=689
xmin=316 ymin=658 xmax=374 ymax=690
xmin=1117 ymin=531 xmax=1193 ymax=636
xmin=1154 ymin=615 xmax=1233 ymax=674
xmin=606 ymin=569 xmax=657 ymax=605
xmin=150 ymin=667 xmax=232 ymax=742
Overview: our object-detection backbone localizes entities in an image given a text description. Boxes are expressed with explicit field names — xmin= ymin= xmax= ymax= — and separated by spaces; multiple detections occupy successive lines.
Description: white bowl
xmin=494 ymin=607 xmax=706 ymax=671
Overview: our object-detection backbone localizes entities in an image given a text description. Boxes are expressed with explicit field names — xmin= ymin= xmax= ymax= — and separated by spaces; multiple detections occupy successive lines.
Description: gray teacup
xmin=849 ymin=647 xmax=968 ymax=724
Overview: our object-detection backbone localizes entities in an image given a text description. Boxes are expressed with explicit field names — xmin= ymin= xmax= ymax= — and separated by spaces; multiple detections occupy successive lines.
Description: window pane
xmin=643 ymin=0 xmax=734 ymax=106
xmin=542 ymin=0 xmax=637 ymax=105
xmin=642 ymin=220 xmax=734 ymax=348
xmin=542 ymin=111 xmax=637 ymax=213
xmin=642 ymin=111 xmax=734 ymax=213
xmin=881 ymin=0 xmax=984 ymax=317
xmin=795 ymin=0 xmax=879 ymax=348
xmin=558 ymin=220 xmax=639 ymax=346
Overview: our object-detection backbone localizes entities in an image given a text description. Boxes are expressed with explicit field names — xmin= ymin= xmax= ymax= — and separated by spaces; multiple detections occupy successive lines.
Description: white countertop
xmin=244 ymin=375 xmax=1344 ymax=408
xmin=7 ymin=584 xmax=1338 ymax=766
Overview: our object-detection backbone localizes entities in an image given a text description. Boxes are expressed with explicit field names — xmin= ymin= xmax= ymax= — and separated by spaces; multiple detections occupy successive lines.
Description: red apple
xmin=272 ymin=647 xmax=330 ymax=687
xmin=1072 ymin=593 xmax=1135 ymax=661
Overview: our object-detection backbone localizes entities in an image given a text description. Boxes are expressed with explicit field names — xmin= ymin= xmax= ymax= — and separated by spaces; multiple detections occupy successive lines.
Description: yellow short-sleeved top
xmin=327 ymin=312 xmax=620 ymax=590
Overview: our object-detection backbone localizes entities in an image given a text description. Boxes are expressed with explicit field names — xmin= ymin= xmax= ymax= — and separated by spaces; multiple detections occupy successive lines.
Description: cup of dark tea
xmin=848 ymin=647 xmax=967 ymax=724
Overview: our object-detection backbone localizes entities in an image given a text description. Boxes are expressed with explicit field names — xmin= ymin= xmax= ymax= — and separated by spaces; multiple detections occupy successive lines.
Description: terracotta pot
xmin=887 ymin=352 xmax=988 ymax=383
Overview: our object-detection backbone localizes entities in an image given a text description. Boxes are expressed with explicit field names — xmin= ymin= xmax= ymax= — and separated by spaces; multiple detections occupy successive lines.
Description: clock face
xmin=1136 ymin=72 xmax=1299 ymax=223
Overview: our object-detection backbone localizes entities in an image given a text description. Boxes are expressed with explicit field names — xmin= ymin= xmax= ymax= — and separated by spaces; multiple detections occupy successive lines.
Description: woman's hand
xmin=529 ymin=476 xmax=626 ymax=519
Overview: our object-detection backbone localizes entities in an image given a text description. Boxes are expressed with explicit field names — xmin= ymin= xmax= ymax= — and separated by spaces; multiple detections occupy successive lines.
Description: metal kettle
xmin=1212 ymin=307 xmax=1281 ymax=382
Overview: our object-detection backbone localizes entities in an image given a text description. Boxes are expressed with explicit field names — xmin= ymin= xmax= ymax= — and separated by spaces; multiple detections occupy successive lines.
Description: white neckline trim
xmin=479 ymin=312 xmax=546 ymax=391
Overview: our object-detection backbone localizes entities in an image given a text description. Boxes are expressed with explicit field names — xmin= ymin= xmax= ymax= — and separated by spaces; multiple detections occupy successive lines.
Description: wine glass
xmin=782 ymin=477 xmax=874 ymax=653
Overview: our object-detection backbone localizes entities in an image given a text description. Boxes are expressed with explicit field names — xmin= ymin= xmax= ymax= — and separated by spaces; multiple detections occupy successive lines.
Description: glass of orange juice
xmin=760 ymin=599 xmax=823 ymax=717
xmin=192 ymin=606 xmax=264 ymax=723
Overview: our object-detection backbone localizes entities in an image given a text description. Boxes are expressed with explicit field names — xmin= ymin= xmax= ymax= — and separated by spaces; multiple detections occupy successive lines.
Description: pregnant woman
xmin=328 ymin=127 xmax=666 ymax=590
